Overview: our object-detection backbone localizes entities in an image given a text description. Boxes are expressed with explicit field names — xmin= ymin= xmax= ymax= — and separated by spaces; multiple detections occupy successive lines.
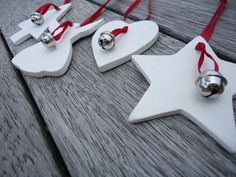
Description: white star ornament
xmin=130 ymin=36 xmax=236 ymax=153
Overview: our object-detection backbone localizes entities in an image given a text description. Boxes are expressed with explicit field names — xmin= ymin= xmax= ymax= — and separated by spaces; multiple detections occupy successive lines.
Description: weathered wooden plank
xmin=1 ymin=0 xmax=236 ymax=176
xmin=89 ymin=0 xmax=236 ymax=61
xmin=0 ymin=33 xmax=65 ymax=177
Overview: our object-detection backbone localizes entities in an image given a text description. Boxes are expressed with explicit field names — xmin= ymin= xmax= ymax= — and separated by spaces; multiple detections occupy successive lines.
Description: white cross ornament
xmin=12 ymin=19 xmax=104 ymax=77
xmin=10 ymin=3 xmax=71 ymax=45
xmin=130 ymin=36 xmax=236 ymax=153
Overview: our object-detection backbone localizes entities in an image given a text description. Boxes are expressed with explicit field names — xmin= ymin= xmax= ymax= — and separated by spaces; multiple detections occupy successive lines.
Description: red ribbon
xmin=36 ymin=0 xmax=71 ymax=15
xmin=145 ymin=0 xmax=152 ymax=20
xmin=195 ymin=42 xmax=219 ymax=73
xmin=63 ymin=0 xmax=71 ymax=4
xmin=123 ymin=0 xmax=152 ymax=21
xmin=80 ymin=0 xmax=111 ymax=27
xmin=51 ymin=20 xmax=73 ymax=41
xmin=47 ymin=0 xmax=150 ymax=42
xmin=110 ymin=0 xmax=151 ymax=39
xmin=80 ymin=0 xmax=151 ymax=27
xmin=48 ymin=0 xmax=110 ymax=42
xmin=111 ymin=26 xmax=128 ymax=36
xmin=200 ymin=0 xmax=227 ymax=42
xmin=196 ymin=0 xmax=227 ymax=73
xmin=36 ymin=3 xmax=60 ymax=14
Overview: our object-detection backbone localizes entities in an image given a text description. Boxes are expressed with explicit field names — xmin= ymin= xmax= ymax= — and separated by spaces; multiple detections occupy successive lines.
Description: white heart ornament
xmin=12 ymin=19 xmax=104 ymax=77
xmin=92 ymin=20 xmax=159 ymax=72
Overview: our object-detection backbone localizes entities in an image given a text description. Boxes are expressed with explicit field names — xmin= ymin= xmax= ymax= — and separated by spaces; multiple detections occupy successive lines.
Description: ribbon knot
xmin=123 ymin=26 xmax=129 ymax=33
xmin=52 ymin=20 xmax=73 ymax=41
xmin=196 ymin=0 xmax=227 ymax=74
xmin=111 ymin=26 xmax=129 ymax=36
xmin=195 ymin=42 xmax=219 ymax=73
xmin=195 ymin=42 xmax=206 ymax=52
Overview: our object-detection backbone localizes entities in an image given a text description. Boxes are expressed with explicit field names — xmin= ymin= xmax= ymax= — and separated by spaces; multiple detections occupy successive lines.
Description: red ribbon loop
xmin=36 ymin=3 xmax=61 ymax=15
xmin=195 ymin=0 xmax=227 ymax=73
xmin=80 ymin=0 xmax=111 ymax=27
xmin=51 ymin=20 xmax=73 ymax=41
xmin=123 ymin=0 xmax=141 ymax=21
xmin=63 ymin=0 xmax=71 ymax=4
xmin=80 ymin=0 xmax=151 ymax=28
xmin=195 ymin=42 xmax=219 ymax=73
xmin=47 ymin=0 xmax=110 ymax=43
xmin=111 ymin=26 xmax=128 ymax=36
xmin=123 ymin=0 xmax=152 ymax=21
xmin=146 ymin=0 xmax=152 ymax=20
xmin=36 ymin=0 xmax=71 ymax=15
xmin=200 ymin=0 xmax=227 ymax=41
xmin=110 ymin=0 xmax=151 ymax=39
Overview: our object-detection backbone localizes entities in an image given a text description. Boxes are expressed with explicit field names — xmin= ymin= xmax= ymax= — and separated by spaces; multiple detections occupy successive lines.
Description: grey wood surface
xmin=90 ymin=0 xmax=236 ymax=61
xmin=1 ymin=0 xmax=236 ymax=177
xmin=0 ymin=33 xmax=64 ymax=177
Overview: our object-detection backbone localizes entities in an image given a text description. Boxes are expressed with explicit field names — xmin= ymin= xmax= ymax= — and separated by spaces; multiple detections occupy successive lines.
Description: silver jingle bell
xmin=195 ymin=70 xmax=227 ymax=98
xmin=98 ymin=31 xmax=115 ymax=50
xmin=41 ymin=32 xmax=56 ymax=48
xmin=30 ymin=12 xmax=44 ymax=25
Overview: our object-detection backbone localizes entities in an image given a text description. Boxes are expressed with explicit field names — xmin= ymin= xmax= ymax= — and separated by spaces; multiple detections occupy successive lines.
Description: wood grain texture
xmin=0 ymin=34 xmax=63 ymax=177
xmin=89 ymin=0 xmax=236 ymax=61
xmin=1 ymin=0 xmax=236 ymax=176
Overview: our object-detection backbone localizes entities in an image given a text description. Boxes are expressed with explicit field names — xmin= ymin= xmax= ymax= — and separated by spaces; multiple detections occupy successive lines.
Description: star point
xmin=130 ymin=36 xmax=236 ymax=153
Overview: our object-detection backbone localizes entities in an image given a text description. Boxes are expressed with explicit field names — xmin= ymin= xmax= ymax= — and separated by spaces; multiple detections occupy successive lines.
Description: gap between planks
xmin=0 ymin=29 xmax=72 ymax=177
xmin=1 ymin=0 xmax=236 ymax=176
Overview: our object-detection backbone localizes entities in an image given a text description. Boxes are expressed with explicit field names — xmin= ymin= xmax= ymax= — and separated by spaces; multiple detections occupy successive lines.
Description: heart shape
xmin=92 ymin=20 xmax=159 ymax=72
xmin=12 ymin=19 xmax=104 ymax=77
